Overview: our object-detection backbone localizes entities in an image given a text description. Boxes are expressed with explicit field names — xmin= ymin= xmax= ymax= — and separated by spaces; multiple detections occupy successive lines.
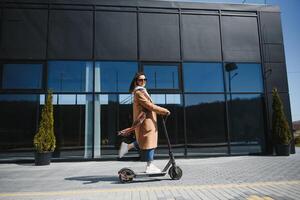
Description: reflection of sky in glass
xmin=225 ymin=63 xmax=263 ymax=92
xmin=151 ymin=94 xmax=166 ymax=104
xmin=95 ymin=62 xmax=137 ymax=92
xmin=119 ymin=94 xmax=133 ymax=104
xmin=48 ymin=61 xmax=93 ymax=92
xmin=185 ymin=94 xmax=225 ymax=107
xmin=183 ymin=63 xmax=224 ymax=92
xmin=77 ymin=95 xmax=89 ymax=105
xmin=150 ymin=94 xmax=181 ymax=105
xmin=42 ymin=94 xmax=91 ymax=105
xmin=0 ymin=95 xmax=38 ymax=102
xmin=2 ymin=64 xmax=43 ymax=89
xmin=40 ymin=95 xmax=45 ymax=105
xmin=229 ymin=94 xmax=261 ymax=101
xmin=96 ymin=94 xmax=109 ymax=105
xmin=144 ymin=65 xmax=179 ymax=89
xmin=58 ymin=95 xmax=76 ymax=105
xmin=166 ymin=94 xmax=181 ymax=104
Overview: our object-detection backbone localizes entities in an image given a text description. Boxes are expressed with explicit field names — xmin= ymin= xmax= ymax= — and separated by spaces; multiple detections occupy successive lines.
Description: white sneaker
xmin=145 ymin=163 xmax=161 ymax=173
xmin=118 ymin=142 xmax=128 ymax=158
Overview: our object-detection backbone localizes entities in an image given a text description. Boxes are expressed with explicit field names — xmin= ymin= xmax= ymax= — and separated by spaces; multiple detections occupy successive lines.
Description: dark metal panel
xmin=260 ymin=12 xmax=283 ymax=44
xmin=139 ymin=12 xmax=180 ymax=61
xmin=182 ymin=14 xmax=221 ymax=61
xmin=263 ymin=44 xmax=285 ymax=63
xmin=4 ymin=0 xmax=281 ymax=12
xmin=222 ymin=16 xmax=260 ymax=62
xmin=264 ymin=63 xmax=288 ymax=93
xmin=48 ymin=9 xmax=93 ymax=59
xmin=95 ymin=11 xmax=137 ymax=60
xmin=0 ymin=8 xmax=47 ymax=59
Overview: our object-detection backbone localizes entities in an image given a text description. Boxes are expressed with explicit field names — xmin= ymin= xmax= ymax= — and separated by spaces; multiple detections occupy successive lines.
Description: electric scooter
xmin=118 ymin=115 xmax=183 ymax=183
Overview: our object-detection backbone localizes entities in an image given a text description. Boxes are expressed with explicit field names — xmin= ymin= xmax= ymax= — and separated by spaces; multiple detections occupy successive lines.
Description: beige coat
xmin=133 ymin=90 xmax=169 ymax=150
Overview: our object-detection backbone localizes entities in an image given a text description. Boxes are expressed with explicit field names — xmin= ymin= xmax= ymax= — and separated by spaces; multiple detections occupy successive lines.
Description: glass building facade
xmin=0 ymin=0 xmax=292 ymax=161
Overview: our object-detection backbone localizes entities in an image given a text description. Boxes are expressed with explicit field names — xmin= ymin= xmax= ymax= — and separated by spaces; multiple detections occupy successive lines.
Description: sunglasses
xmin=137 ymin=78 xmax=147 ymax=82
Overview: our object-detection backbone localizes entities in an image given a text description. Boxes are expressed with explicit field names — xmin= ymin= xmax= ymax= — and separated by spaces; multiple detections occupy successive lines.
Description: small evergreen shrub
xmin=295 ymin=136 xmax=300 ymax=146
xmin=272 ymin=88 xmax=292 ymax=145
xmin=33 ymin=90 xmax=56 ymax=152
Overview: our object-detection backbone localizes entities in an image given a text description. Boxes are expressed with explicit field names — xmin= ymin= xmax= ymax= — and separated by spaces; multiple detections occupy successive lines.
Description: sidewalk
xmin=0 ymin=148 xmax=300 ymax=200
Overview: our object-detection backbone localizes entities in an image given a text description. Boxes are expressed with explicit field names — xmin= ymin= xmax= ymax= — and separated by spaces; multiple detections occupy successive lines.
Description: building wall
xmin=0 ymin=0 xmax=292 ymax=160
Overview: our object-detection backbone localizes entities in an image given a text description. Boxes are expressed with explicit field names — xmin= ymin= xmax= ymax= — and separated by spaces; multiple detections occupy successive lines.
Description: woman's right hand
xmin=166 ymin=110 xmax=171 ymax=116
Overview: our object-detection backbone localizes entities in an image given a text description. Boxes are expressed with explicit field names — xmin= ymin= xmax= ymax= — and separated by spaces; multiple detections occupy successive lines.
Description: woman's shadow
xmin=65 ymin=175 xmax=119 ymax=184
xmin=65 ymin=175 xmax=162 ymax=184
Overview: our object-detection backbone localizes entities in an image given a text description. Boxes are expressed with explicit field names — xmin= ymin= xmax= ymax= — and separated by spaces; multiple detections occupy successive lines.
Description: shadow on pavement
xmin=65 ymin=175 xmax=119 ymax=184
xmin=65 ymin=175 xmax=164 ymax=184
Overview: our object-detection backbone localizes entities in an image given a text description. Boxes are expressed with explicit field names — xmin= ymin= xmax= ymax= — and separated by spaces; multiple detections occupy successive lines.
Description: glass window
xmin=0 ymin=95 xmax=39 ymax=158
xmin=1 ymin=64 xmax=43 ymax=89
xmin=95 ymin=61 xmax=138 ymax=92
xmin=154 ymin=94 xmax=184 ymax=150
xmin=48 ymin=61 xmax=93 ymax=92
xmin=183 ymin=63 xmax=224 ymax=92
xmin=94 ymin=94 xmax=123 ymax=157
xmin=225 ymin=63 xmax=263 ymax=93
xmin=227 ymin=94 xmax=265 ymax=154
xmin=94 ymin=93 xmax=184 ymax=157
xmin=185 ymin=94 xmax=228 ymax=155
xmin=52 ymin=94 xmax=93 ymax=158
xmin=143 ymin=64 xmax=179 ymax=90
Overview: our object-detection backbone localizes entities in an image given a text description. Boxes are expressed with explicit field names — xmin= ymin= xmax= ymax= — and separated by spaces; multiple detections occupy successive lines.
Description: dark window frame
xmin=141 ymin=62 xmax=182 ymax=93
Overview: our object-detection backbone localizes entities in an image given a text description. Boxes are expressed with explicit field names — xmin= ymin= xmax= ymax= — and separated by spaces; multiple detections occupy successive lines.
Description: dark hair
xmin=129 ymin=72 xmax=145 ymax=92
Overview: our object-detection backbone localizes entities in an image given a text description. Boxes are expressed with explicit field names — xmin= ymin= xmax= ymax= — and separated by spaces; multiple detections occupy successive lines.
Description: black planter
xmin=275 ymin=144 xmax=291 ymax=156
xmin=35 ymin=152 xmax=52 ymax=166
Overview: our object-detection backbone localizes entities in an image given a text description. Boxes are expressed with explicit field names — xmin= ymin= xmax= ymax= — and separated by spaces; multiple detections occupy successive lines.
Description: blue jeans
xmin=133 ymin=140 xmax=154 ymax=162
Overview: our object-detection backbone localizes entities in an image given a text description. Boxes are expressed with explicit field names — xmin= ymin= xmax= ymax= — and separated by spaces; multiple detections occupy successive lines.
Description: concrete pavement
xmin=0 ymin=148 xmax=300 ymax=200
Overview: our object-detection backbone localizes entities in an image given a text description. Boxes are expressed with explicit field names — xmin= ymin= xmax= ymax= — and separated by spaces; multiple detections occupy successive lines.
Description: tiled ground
xmin=0 ymin=148 xmax=299 ymax=200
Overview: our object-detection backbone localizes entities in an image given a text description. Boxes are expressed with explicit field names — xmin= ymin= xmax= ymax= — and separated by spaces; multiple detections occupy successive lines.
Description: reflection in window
xmin=151 ymin=94 xmax=166 ymax=104
xmin=2 ymin=64 xmax=43 ymax=89
xmin=185 ymin=94 xmax=227 ymax=148
xmin=228 ymin=94 xmax=265 ymax=154
xmin=183 ymin=63 xmax=224 ymax=92
xmin=225 ymin=63 xmax=263 ymax=93
xmin=166 ymin=94 xmax=181 ymax=104
xmin=50 ymin=94 xmax=93 ymax=158
xmin=143 ymin=65 xmax=179 ymax=89
xmin=150 ymin=94 xmax=181 ymax=105
xmin=154 ymin=94 xmax=184 ymax=149
xmin=94 ymin=93 xmax=184 ymax=157
xmin=94 ymin=94 xmax=123 ymax=157
xmin=0 ymin=95 xmax=39 ymax=155
xmin=119 ymin=94 xmax=133 ymax=105
xmin=95 ymin=62 xmax=138 ymax=92
xmin=48 ymin=61 xmax=93 ymax=92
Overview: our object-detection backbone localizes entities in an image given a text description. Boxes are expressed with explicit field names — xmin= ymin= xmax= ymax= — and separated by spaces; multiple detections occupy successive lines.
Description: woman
xmin=119 ymin=72 xmax=170 ymax=173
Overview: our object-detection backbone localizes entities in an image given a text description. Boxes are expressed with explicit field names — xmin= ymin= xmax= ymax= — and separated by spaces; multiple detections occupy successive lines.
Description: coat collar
xmin=133 ymin=86 xmax=152 ymax=102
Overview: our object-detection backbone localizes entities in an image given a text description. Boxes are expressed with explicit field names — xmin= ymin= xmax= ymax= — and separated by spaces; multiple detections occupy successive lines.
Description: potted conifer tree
xmin=272 ymin=88 xmax=292 ymax=156
xmin=33 ymin=90 xmax=56 ymax=165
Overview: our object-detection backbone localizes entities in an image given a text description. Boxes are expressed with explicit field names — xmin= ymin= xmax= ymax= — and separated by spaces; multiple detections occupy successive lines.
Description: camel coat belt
xmin=133 ymin=90 xmax=169 ymax=150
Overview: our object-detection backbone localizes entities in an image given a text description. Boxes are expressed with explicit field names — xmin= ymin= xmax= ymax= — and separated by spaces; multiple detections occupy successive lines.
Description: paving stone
xmin=0 ymin=148 xmax=300 ymax=199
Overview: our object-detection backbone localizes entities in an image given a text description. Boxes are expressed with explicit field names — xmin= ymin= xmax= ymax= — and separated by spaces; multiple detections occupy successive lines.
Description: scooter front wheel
xmin=118 ymin=168 xmax=134 ymax=183
xmin=168 ymin=166 xmax=183 ymax=180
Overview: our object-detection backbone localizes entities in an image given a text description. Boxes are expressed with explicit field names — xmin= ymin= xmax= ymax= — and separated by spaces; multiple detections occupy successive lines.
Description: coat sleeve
xmin=135 ymin=90 xmax=169 ymax=115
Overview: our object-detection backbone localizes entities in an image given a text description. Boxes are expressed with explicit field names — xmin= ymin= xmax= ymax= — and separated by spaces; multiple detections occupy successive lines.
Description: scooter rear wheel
xmin=168 ymin=166 xmax=182 ymax=180
xmin=118 ymin=168 xmax=134 ymax=183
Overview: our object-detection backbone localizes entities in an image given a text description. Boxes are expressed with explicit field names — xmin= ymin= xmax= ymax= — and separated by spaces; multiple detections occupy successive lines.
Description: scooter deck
xmin=135 ymin=171 xmax=167 ymax=177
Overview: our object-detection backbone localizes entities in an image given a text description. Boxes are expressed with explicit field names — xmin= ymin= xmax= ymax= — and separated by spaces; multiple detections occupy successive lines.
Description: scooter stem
xmin=162 ymin=115 xmax=173 ymax=158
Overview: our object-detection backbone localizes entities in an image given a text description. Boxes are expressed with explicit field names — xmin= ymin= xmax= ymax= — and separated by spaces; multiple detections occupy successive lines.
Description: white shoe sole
xmin=118 ymin=143 xmax=128 ymax=158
